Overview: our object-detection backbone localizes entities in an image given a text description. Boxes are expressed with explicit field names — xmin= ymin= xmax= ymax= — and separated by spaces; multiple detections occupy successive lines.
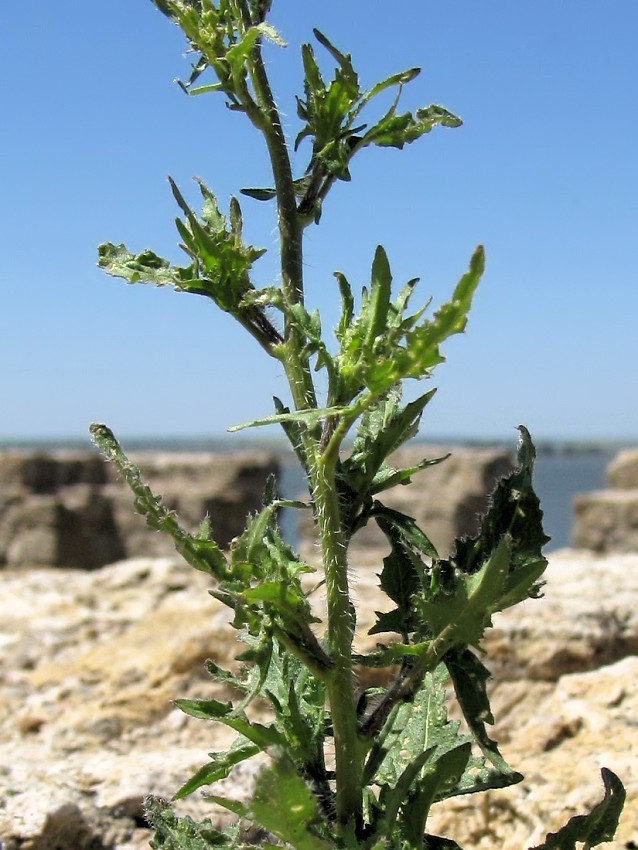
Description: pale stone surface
xmin=1 ymin=550 xmax=636 ymax=849
xmin=607 ymin=449 xmax=638 ymax=489
xmin=572 ymin=489 xmax=638 ymax=553
xmin=570 ymin=446 xmax=638 ymax=553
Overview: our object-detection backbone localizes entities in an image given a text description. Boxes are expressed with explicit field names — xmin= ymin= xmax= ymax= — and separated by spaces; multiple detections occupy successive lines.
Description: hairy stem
xmin=314 ymin=453 xmax=363 ymax=836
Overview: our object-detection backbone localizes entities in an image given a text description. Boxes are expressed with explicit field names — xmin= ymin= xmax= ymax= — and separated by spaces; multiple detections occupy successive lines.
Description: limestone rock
xmin=1 ymin=550 xmax=637 ymax=849
xmin=572 ymin=489 xmax=638 ymax=553
xmin=570 ymin=446 xmax=638 ymax=553
xmin=298 ymin=444 xmax=513 ymax=559
xmin=607 ymin=449 xmax=638 ymax=489
xmin=0 ymin=450 xmax=279 ymax=568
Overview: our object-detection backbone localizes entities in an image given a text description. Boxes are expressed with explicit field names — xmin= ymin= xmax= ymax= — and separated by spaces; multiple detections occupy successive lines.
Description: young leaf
xmin=228 ymin=405 xmax=349 ymax=432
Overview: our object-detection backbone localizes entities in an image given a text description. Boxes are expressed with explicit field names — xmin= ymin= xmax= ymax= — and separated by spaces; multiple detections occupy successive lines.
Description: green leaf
xmin=445 ymin=648 xmax=520 ymax=779
xmin=365 ymin=246 xmax=393 ymax=348
xmin=145 ymin=796 xmax=229 ymax=849
xmin=228 ymin=405 xmax=349 ymax=432
xmin=373 ymin=504 xmax=440 ymax=561
xmin=401 ymin=744 xmax=472 ymax=847
xmin=240 ymin=186 xmax=277 ymax=201
xmin=172 ymin=742 xmax=260 ymax=800
xmin=418 ymin=535 xmax=512 ymax=650
xmin=363 ymin=104 xmax=462 ymax=149
xmin=450 ymin=425 xmax=550 ymax=612
xmin=89 ymin=424 xmax=228 ymax=579
xmin=373 ymin=667 xmax=470 ymax=791
xmin=97 ymin=243 xmax=199 ymax=289
xmin=173 ymin=698 xmax=233 ymax=721
xmin=529 ymin=769 xmax=625 ymax=850
xmin=248 ymin=755 xmax=334 ymax=850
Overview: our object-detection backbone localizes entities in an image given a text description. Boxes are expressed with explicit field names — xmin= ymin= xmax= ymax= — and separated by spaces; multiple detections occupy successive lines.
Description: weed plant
xmin=92 ymin=3 xmax=625 ymax=848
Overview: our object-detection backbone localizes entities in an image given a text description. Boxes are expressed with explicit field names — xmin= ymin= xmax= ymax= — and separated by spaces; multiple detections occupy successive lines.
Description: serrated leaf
xmin=373 ymin=667 xmax=469 ymax=789
xmin=364 ymin=104 xmax=462 ymax=149
xmin=450 ymin=425 xmax=549 ymax=612
xmin=373 ymin=504 xmax=440 ymax=560
xmin=97 ymin=243 xmax=199 ymax=289
xmin=418 ymin=535 xmax=512 ymax=650
xmin=529 ymin=769 xmax=625 ymax=850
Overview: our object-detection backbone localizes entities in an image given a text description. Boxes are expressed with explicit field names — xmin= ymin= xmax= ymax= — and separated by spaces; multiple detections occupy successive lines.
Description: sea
xmin=0 ymin=437 xmax=630 ymax=553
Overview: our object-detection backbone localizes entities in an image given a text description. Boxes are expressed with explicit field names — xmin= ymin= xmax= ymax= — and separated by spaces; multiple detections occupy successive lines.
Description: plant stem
xmin=242 ymin=11 xmax=363 ymax=834
xmin=315 ymin=453 xmax=363 ymax=836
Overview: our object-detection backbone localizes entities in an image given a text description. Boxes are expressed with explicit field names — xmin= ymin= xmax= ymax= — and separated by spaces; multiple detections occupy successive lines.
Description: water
xmin=533 ymin=451 xmax=612 ymax=550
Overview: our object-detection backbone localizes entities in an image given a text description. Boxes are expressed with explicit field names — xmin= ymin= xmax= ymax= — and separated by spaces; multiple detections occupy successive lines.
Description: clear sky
xmin=2 ymin=2 xmax=637 ymax=443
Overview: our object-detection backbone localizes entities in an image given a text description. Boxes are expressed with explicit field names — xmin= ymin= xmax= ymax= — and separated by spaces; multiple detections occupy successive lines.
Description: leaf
xmin=401 ymin=744 xmax=472 ymax=847
xmin=363 ymin=104 xmax=462 ymax=149
xmin=248 ymin=755 xmax=334 ymax=850
xmin=529 ymin=769 xmax=625 ymax=850
xmin=450 ymin=424 xmax=550 ymax=611
xmin=418 ymin=535 xmax=512 ymax=651
xmin=240 ymin=186 xmax=277 ymax=201
xmin=228 ymin=405 xmax=349 ymax=432
xmin=445 ymin=648 xmax=520 ymax=779
xmin=89 ymin=424 xmax=228 ymax=579
xmin=145 ymin=796 xmax=229 ymax=849
xmin=173 ymin=742 xmax=260 ymax=800
xmin=173 ymin=698 xmax=233 ymax=721
xmin=97 ymin=243 xmax=199 ymax=289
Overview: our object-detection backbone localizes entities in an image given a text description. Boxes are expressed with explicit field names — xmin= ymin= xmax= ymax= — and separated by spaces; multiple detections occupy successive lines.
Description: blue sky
xmin=2 ymin=1 xmax=637 ymax=443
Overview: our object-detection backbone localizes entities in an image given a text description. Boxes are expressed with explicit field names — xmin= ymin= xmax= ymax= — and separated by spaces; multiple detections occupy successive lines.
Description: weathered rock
xmin=428 ymin=656 xmax=638 ymax=850
xmin=298 ymin=444 xmax=513 ymax=559
xmin=485 ymin=548 xmax=638 ymax=680
xmin=0 ymin=451 xmax=279 ymax=568
xmin=1 ymin=549 xmax=636 ymax=848
xmin=572 ymin=489 xmax=638 ymax=553
xmin=607 ymin=448 xmax=638 ymax=489
xmin=570 ymin=446 xmax=638 ymax=553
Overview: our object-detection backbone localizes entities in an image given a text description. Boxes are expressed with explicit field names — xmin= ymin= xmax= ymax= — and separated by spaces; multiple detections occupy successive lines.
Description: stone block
xmin=572 ymin=489 xmax=638 ymax=553
xmin=606 ymin=448 xmax=638 ymax=489
xmin=0 ymin=449 xmax=280 ymax=568
xmin=299 ymin=444 xmax=513 ymax=558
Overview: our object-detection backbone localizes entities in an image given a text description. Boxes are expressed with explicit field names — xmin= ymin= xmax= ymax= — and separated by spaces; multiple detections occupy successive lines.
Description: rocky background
xmin=1 ymin=447 xmax=637 ymax=849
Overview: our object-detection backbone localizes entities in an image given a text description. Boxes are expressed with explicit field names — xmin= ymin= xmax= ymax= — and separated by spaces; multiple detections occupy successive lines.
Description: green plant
xmin=91 ymin=3 xmax=625 ymax=849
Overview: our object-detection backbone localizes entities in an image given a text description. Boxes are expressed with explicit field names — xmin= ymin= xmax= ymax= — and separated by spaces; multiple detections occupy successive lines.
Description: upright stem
xmin=244 ymin=22 xmax=363 ymax=836
xmin=315 ymin=453 xmax=364 ymax=835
